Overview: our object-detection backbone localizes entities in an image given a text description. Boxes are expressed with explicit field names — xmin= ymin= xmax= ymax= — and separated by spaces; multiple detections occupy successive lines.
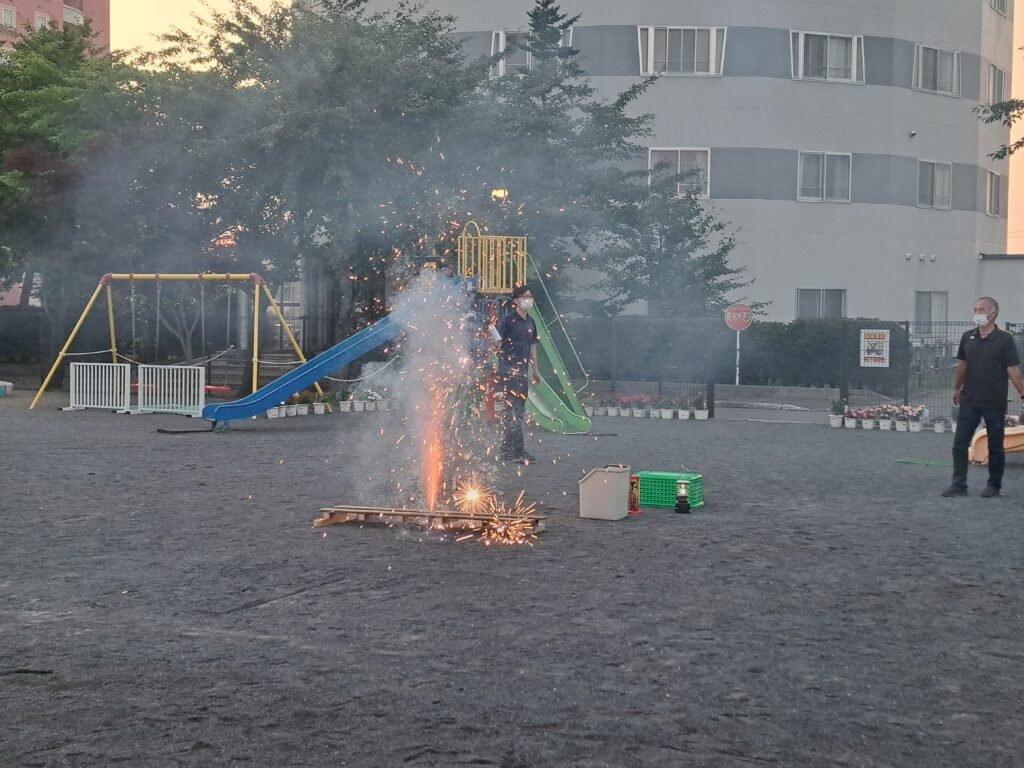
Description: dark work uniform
xmin=497 ymin=310 xmax=539 ymax=459
xmin=950 ymin=326 xmax=1021 ymax=491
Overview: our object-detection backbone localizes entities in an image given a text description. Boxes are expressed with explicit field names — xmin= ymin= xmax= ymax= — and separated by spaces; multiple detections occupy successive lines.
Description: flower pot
xmin=353 ymin=401 xmax=365 ymax=412
xmin=277 ymin=406 xmax=288 ymax=418
xmin=594 ymin=406 xmax=607 ymax=416
xmin=694 ymin=409 xmax=709 ymax=421
xmin=649 ymin=408 xmax=660 ymax=418
xmin=337 ymin=400 xmax=352 ymax=412
xmin=605 ymin=406 xmax=619 ymax=417
xmin=829 ymin=414 xmax=844 ymax=428
xmin=677 ymin=409 xmax=692 ymax=420
xmin=365 ymin=401 xmax=376 ymax=411
xmin=909 ymin=420 xmax=923 ymax=433
xmin=895 ymin=420 xmax=908 ymax=432
xmin=878 ymin=418 xmax=892 ymax=431
xmin=660 ymin=408 xmax=674 ymax=419
xmin=285 ymin=405 xmax=298 ymax=417
xmin=861 ymin=418 xmax=876 ymax=430
xmin=844 ymin=417 xmax=857 ymax=429
xmin=632 ymin=407 xmax=645 ymax=417
xmin=267 ymin=408 xmax=279 ymax=419
xmin=933 ymin=421 xmax=946 ymax=434
xmin=378 ymin=399 xmax=390 ymax=411
xmin=297 ymin=404 xmax=309 ymax=416
xmin=584 ymin=406 xmax=594 ymax=417
xmin=313 ymin=402 xmax=326 ymax=415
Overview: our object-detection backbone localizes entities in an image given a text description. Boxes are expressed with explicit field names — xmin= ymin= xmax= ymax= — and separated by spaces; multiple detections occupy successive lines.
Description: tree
xmin=0 ymin=21 xmax=138 ymax=359
xmin=588 ymin=170 xmax=754 ymax=318
xmin=424 ymin=0 xmax=655 ymax=278
xmin=976 ymin=98 xmax=1024 ymax=159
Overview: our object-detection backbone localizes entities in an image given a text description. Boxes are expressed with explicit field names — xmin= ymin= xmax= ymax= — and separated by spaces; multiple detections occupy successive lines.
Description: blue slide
xmin=202 ymin=310 xmax=406 ymax=425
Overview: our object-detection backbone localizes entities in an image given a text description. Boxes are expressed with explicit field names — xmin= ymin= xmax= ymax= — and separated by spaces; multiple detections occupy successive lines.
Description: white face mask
xmin=518 ymin=298 xmax=534 ymax=311
xmin=973 ymin=313 xmax=989 ymax=327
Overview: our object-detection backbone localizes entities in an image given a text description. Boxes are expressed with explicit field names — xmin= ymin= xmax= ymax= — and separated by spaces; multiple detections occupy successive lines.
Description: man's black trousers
xmin=951 ymin=403 xmax=1006 ymax=490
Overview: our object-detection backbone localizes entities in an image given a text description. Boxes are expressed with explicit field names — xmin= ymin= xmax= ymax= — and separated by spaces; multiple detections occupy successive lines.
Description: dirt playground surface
xmin=2 ymin=393 xmax=1023 ymax=767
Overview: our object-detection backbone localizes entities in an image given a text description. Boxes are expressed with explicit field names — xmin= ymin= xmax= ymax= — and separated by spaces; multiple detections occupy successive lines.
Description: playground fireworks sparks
xmin=451 ymin=476 xmax=494 ymax=515
xmin=479 ymin=492 xmax=539 ymax=547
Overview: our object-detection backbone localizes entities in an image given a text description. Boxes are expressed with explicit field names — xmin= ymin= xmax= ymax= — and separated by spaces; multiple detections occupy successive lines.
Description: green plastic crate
xmin=635 ymin=471 xmax=704 ymax=509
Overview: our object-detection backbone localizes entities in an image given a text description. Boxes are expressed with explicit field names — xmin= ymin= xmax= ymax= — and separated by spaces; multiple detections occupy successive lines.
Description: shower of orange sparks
xmin=422 ymin=387 xmax=445 ymax=513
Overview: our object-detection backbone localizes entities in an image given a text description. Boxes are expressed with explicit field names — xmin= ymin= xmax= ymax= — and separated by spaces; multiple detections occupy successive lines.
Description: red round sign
xmin=724 ymin=303 xmax=753 ymax=331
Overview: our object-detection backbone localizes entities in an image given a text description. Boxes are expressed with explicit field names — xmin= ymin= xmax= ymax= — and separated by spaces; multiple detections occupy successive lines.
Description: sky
xmin=109 ymin=0 xmax=1024 ymax=253
xmin=109 ymin=0 xmax=278 ymax=52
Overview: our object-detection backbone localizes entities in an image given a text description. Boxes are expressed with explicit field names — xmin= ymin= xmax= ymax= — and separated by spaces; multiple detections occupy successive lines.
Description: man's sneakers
xmin=940 ymin=484 xmax=1002 ymax=498
xmin=499 ymin=451 xmax=536 ymax=464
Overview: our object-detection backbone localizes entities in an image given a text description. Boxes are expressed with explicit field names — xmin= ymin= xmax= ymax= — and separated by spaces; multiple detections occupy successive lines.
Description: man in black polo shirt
xmin=496 ymin=284 xmax=540 ymax=463
xmin=942 ymin=296 xmax=1024 ymax=498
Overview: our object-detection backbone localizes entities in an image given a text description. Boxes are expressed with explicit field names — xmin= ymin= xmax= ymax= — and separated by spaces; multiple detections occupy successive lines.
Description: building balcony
xmin=64 ymin=4 xmax=85 ymax=26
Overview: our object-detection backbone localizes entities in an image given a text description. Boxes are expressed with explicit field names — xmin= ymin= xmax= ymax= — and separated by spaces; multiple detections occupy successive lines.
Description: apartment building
xmin=0 ymin=0 xmax=109 ymax=51
xmin=309 ymin=0 xmax=1016 ymax=323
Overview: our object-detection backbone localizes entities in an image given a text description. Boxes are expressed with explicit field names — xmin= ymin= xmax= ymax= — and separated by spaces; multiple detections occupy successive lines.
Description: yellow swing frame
xmin=30 ymin=272 xmax=329 ymax=411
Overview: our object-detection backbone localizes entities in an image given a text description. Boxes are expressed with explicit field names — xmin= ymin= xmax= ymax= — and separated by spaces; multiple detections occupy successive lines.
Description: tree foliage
xmin=0 ymin=0 xmax=754 ymax=358
xmin=976 ymin=98 xmax=1024 ymax=160
xmin=588 ymin=171 xmax=753 ymax=318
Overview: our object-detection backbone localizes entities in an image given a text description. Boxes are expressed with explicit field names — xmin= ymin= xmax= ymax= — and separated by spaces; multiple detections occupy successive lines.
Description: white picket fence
xmin=65 ymin=362 xmax=205 ymax=417
xmin=137 ymin=364 xmax=205 ymax=417
xmin=67 ymin=363 xmax=132 ymax=412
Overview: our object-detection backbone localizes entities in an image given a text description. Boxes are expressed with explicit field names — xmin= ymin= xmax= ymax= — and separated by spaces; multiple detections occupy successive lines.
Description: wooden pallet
xmin=314 ymin=504 xmax=546 ymax=533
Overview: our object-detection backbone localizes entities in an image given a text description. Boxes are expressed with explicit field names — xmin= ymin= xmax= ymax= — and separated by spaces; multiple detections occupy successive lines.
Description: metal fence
xmin=67 ymin=362 xmax=132 ymax=412
xmin=558 ymin=316 xmax=1024 ymax=420
xmin=137 ymin=364 xmax=206 ymax=417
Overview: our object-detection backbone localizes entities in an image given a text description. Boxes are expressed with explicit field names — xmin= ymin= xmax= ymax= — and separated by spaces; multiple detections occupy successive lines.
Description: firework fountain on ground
xmin=376 ymin=271 xmax=537 ymax=545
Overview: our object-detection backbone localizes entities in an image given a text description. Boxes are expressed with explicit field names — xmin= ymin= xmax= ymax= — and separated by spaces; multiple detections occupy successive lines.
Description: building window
xmin=790 ymin=31 xmax=864 ymax=83
xmin=912 ymin=44 xmax=961 ymax=96
xmin=649 ymin=148 xmax=710 ymax=197
xmin=491 ymin=28 xmax=572 ymax=77
xmin=491 ymin=31 xmax=531 ymax=77
xmin=638 ymin=26 xmax=727 ymax=76
xmin=35 ymin=13 xmax=48 ymax=29
xmin=1 ymin=7 xmax=14 ymax=30
xmin=986 ymin=171 xmax=1001 ymax=217
xmin=918 ymin=161 xmax=952 ymax=209
xmin=988 ymin=64 xmax=1005 ymax=105
xmin=797 ymin=152 xmax=851 ymax=202
xmin=990 ymin=0 xmax=1008 ymax=16
xmin=797 ymin=289 xmax=846 ymax=319
xmin=915 ymin=291 xmax=948 ymax=327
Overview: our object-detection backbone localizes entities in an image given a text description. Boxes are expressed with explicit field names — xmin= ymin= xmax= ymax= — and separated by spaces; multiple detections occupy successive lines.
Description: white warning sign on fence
xmin=860 ymin=329 xmax=890 ymax=368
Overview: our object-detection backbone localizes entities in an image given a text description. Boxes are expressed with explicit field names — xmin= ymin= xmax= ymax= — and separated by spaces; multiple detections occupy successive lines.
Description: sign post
xmin=724 ymin=303 xmax=753 ymax=386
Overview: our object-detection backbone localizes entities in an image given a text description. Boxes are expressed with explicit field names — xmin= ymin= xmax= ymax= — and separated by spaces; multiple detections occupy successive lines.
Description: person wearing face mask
xmin=495 ymin=284 xmax=541 ymax=463
xmin=942 ymin=296 xmax=1024 ymax=498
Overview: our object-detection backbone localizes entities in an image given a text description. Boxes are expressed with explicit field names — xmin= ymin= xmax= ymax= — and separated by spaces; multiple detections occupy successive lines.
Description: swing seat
xmin=131 ymin=382 xmax=233 ymax=396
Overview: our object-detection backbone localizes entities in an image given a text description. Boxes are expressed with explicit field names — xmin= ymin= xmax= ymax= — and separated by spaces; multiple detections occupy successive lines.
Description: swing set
xmin=30 ymin=272 xmax=326 ymax=412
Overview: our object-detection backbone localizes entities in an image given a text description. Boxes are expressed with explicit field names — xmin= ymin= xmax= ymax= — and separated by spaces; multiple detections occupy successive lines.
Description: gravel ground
xmin=2 ymin=392 xmax=1023 ymax=767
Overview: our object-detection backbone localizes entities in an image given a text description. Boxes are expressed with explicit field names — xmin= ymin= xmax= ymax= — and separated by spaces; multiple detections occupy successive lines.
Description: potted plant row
xmin=583 ymin=394 xmax=708 ymax=420
xmin=838 ymin=404 xmax=928 ymax=432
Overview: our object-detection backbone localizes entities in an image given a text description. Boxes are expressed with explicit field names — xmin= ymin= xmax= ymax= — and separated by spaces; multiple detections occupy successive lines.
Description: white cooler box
xmin=579 ymin=464 xmax=631 ymax=520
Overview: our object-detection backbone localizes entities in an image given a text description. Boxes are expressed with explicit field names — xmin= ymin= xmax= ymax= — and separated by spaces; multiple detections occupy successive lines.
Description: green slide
xmin=526 ymin=303 xmax=592 ymax=434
